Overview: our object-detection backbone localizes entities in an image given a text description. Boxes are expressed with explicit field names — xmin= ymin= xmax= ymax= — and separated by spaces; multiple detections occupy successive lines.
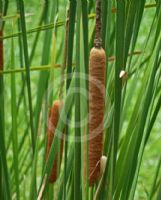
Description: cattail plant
xmin=88 ymin=0 xmax=106 ymax=185
xmin=46 ymin=100 xmax=64 ymax=183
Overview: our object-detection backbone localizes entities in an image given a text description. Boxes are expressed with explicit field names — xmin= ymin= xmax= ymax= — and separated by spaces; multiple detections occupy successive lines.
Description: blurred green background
xmin=1 ymin=0 xmax=161 ymax=199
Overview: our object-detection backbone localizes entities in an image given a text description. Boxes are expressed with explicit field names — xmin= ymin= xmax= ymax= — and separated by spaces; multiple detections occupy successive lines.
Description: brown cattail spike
xmin=88 ymin=0 xmax=106 ymax=186
xmin=46 ymin=100 xmax=64 ymax=183
xmin=88 ymin=47 xmax=106 ymax=185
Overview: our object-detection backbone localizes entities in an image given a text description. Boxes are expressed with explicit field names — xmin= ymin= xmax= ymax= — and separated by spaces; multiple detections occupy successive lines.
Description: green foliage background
xmin=0 ymin=0 xmax=160 ymax=199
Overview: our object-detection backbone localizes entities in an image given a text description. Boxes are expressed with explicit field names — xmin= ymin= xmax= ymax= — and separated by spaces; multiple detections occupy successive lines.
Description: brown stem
xmin=94 ymin=0 xmax=102 ymax=48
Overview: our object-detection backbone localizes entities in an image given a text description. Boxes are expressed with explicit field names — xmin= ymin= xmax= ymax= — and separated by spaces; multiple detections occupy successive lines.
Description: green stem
xmin=74 ymin=0 xmax=81 ymax=199
xmin=17 ymin=0 xmax=35 ymax=153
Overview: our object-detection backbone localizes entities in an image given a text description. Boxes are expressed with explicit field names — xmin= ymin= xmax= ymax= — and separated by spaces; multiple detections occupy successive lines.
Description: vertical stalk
xmin=66 ymin=0 xmax=76 ymax=90
xmin=81 ymin=1 xmax=89 ymax=199
xmin=101 ymin=0 xmax=108 ymax=49
xmin=64 ymin=0 xmax=76 ymax=198
xmin=0 ymin=1 xmax=11 ymax=199
xmin=29 ymin=0 xmax=47 ymax=64
xmin=16 ymin=0 xmax=35 ymax=153
xmin=81 ymin=0 xmax=89 ymax=88
xmin=59 ymin=10 xmax=69 ymax=100
xmin=74 ymin=0 xmax=81 ymax=199
xmin=2 ymin=0 xmax=8 ymax=29
xmin=62 ymin=10 xmax=69 ymax=200
xmin=10 ymin=36 xmax=20 ymax=200
xmin=113 ymin=0 xmax=125 ymax=190
xmin=94 ymin=0 xmax=102 ymax=48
